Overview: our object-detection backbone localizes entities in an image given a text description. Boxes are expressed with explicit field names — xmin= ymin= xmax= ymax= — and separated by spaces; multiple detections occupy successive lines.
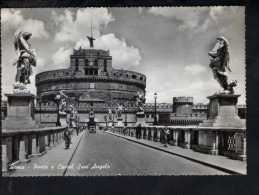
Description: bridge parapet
xmin=2 ymin=126 xmax=68 ymax=174
xmin=109 ymin=126 xmax=246 ymax=161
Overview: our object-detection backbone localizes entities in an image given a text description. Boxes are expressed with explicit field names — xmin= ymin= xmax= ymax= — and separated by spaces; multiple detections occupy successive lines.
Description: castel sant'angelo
xmin=35 ymin=34 xmax=146 ymax=126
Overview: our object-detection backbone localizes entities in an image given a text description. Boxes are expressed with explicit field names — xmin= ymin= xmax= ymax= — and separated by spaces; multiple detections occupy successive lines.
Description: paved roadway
xmin=65 ymin=130 xmax=228 ymax=176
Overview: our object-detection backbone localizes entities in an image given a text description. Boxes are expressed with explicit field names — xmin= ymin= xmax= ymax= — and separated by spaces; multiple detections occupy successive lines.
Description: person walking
xmin=163 ymin=126 xmax=170 ymax=147
xmin=123 ymin=126 xmax=127 ymax=136
xmin=136 ymin=124 xmax=142 ymax=139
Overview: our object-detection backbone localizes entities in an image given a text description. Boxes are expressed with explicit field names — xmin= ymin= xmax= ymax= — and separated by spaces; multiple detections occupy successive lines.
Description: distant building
xmin=170 ymin=97 xmax=208 ymax=126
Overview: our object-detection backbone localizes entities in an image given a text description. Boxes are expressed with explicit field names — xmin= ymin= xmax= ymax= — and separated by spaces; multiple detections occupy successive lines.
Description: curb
xmin=63 ymin=130 xmax=85 ymax=176
xmin=105 ymin=131 xmax=244 ymax=175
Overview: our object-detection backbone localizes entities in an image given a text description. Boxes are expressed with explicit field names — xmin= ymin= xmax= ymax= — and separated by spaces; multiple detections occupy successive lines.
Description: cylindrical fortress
xmin=35 ymin=48 xmax=146 ymax=109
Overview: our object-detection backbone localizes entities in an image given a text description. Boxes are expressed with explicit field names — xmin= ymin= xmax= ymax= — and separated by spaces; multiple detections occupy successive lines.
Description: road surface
xmin=65 ymin=130 xmax=228 ymax=176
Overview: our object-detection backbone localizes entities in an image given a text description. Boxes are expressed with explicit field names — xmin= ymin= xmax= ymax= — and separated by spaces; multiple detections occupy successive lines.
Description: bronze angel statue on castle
xmin=208 ymin=36 xmax=237 ymax=94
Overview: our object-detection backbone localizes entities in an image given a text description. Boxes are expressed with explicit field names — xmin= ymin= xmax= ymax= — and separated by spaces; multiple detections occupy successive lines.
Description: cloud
xmin=34 ymin=57 xmax=47 ymax=73
xmin=51 ymin=45 xmax=72 ymax=69
xmin=148 ymin=7 xmax=203 ymax=30
xmin=1 ymin=9 xmax=49 ymax=39
xmin=75 ymin=33 xmax=141 ymax=69
xmin=138 ymin=7 xmax=143 ymax=15
xmin=52 ymin=8 xmax=114 ymax=43
xmin=184 ymin=63 xmax=206 ymax=75
xmin=209 ymin=7 xmax=224 ymax=22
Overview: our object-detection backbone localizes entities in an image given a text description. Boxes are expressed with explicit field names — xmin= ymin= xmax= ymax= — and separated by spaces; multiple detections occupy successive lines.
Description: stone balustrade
xmin=109 ymin=126 xmax=246 ymax=161
xmin=2 ymin=126 xmax=67 ymax=174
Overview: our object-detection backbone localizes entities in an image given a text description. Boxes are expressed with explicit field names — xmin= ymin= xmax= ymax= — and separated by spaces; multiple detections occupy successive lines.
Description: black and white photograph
xmin=1 ymin=7 xmax=246 ymax=177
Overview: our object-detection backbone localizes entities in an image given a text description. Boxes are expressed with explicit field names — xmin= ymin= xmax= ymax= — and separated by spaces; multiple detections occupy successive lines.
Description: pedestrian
xmin=136 ymin=124 xmax=141 ymax=139
xmin=112 ymin=126 xmax=114 ymax=133
xmin=123 ymin=126 xmax=127 ymax=136
xmin=163 ymin=126 xmax=170 ymax=147
xmin=64 ymin=128 xmax=71 ymax=149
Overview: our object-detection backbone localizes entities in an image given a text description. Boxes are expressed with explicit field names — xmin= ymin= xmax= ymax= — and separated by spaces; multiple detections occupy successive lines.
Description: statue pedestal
xmin=199 ymin=94 xmax=245 ymax=128
xmin=108 ymin=121 xmax=113 ymax=127
xmin=134 ymin=112 xmax=148 ymax=127
xmin=3 ymin=93 xmax=36 ymax=130
xmin=116 ymin=117 xmax=124 ymax=127
xmin=59 ymin=112 xmax=68 ymax=127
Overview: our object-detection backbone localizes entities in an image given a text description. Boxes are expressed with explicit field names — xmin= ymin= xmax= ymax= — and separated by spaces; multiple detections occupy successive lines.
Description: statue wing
xmin=224 ymin=46 xmax=231 ymax=72
xmin=14 ymin=30 xmax=22 ymax=52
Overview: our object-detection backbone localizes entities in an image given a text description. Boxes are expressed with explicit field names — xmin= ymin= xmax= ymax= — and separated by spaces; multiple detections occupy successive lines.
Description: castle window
xmin=85 ymin=69 xmax=88 ymax=75
xmin=94 ymin=59 xmax=98 ymax=66
xmin=85 ymin=59 xmax=89 ymax=66
xmin=89 ymin=69 xmax=93 ymax=75
xmin=126 ymin=74 xmax=129 ymax=77
xmin=132 ymin=75 xmax=137 ymax=79
xmin=140 ymin=77 xmax=143 ymax=81
xmin=75 ymin=59 xmax=79 ymax=71
xmin=94 ymin=69 xmax=98 ymax=75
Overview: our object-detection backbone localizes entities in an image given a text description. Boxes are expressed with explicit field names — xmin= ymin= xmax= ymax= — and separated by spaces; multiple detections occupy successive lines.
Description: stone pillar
xmin=116 ymin=117 xmax=124 ymax=127
xmin=157 ymin=129 xmax=160 ymax=142
xmin=132 ymin=128 xmax=137 ymax=137
xmin=235 ymin=132 xmax=246 ymax=161
xmin=135 ymin=111 xmax=148 ymax=127
xmin=49 ymin=133 xmax=54 ymax=147
xmin=59 ymin=132 xmax=63 ymax=142
xmin=211 ymin=131 xmax=219 ymax=155
xmin=45 ymin=134 xmax=50 ymax=149
xmin=19 ymin=136 xmax=31 ymax=163
xmin=31 ymin=134 xmax=39 ymax=155
xmin=241 ymin=137 xmax=247 ymax=161
xmin=174 ymin=130 xmax=179 ymax=146
xmin=2 ymin=142 xmax=8 ymax=173
xmin=184 ymin=131 xmax=191 ymax=149
xmin=55 ymin=132 xmax=59 ymax=144
xmin=199 ymin=94 xmax=245 ymax=128
xmin=3 ymin=93 xmax=36 ymax=130
xmin=143 ymin=128 xmax=147 ymax=139
xmin=38 ymin=134 xmax=46 ymax=154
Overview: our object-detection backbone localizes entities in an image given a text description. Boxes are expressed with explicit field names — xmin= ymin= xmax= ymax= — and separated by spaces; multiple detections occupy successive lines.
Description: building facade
xmin=34 ymin=45 xmax=146 ymax=126
xmin=169 ymin=97 xmax=208 ymax=126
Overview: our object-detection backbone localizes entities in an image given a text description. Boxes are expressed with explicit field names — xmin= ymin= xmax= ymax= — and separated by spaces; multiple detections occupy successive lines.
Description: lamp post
xmin=104 ymin=115 xmax=108 ymax=131
xmin=55 ymin=94 xmax=61 ymax=127
xmin=37 ymin=96 xmax=42 ymax=127
xmin=124 ymin=107 xmax=128 ymax=126
xmin=153 ymin=92 xmax=158 ymax=126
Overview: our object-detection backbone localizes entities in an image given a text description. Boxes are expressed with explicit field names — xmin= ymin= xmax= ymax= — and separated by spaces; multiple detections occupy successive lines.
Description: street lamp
xmin=36 ymin=96 xmax=42 ymax=127
xmin=153 ymin=92 xmax=158 ymax=126
xmin=124 ymin=107 xmax=128 ymax=126
xmin=55 ymin=94 xmax=61 ymax=127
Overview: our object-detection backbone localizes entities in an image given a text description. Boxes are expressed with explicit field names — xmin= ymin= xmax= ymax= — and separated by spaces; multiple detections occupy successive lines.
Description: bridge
xmin=2 ymin=125 xmax=246 ymax=176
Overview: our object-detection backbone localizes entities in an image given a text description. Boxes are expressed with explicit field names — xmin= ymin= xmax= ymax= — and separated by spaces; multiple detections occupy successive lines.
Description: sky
xmin=1 ymin=7 xmax=246 ymax=104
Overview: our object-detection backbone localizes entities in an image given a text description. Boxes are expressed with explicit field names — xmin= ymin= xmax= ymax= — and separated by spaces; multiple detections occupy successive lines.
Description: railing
xmin=108 ymin=126 xmax=246 ymax=161
xmin=2 ymin=127 xmax=68 ymax=173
